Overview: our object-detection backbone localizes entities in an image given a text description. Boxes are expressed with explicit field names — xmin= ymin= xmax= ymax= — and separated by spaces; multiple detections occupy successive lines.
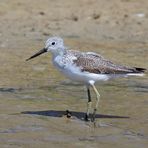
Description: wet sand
xmin=0 ymin=0 xmax=148 ymax=148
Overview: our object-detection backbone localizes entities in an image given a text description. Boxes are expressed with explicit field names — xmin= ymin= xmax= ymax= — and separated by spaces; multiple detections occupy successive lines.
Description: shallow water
xmin=0 ymin=39 xmax=148 ymax=148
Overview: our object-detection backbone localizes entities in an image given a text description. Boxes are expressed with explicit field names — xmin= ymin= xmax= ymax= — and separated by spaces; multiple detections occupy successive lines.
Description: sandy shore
xmin=0 ymin=1 xmax=148 ymax=148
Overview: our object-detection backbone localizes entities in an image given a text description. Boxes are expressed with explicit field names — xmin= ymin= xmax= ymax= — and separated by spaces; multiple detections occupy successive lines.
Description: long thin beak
xmin=26 ymin=48 xmax=47 ymax=61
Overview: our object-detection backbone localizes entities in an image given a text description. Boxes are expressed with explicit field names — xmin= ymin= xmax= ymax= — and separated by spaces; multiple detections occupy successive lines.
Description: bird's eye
xmin=51 ymin=42 xmax=55 ymax=45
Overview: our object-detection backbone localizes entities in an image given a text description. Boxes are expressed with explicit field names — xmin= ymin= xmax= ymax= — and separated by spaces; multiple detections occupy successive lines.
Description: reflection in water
xmin=21 ymin=110 xmax=129 ymax=120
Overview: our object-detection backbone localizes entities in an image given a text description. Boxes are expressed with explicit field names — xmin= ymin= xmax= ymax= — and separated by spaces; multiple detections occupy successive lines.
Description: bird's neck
xmin=52 ymin=47 xmax=67 ymax=58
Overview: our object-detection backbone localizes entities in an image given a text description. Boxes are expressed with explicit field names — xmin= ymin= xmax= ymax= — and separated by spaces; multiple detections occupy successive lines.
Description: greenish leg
xmin=85 ymin=87 xmax=92 ymax=121
xmin=91 ymin=84 xmax=100 ymax=122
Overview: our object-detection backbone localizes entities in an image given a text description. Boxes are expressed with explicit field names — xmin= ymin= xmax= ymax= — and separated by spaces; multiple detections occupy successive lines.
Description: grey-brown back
xmin=67 ymin=50 xmax=146 ymax=74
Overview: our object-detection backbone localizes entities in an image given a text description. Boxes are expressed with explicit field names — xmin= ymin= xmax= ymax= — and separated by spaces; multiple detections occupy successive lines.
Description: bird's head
xmin=26 ymin=37 xmax=65 ymax=61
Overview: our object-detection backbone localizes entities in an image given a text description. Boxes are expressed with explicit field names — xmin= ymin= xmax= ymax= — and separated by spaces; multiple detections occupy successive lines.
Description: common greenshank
xmin=26 ymin=37 xmax=146 ymax=122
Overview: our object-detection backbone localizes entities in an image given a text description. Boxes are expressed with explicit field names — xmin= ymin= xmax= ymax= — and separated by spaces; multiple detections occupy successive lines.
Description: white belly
xmin=53 ymin=55 xmax=109 ymax=84
xmin=59 ymin=66 xmax=109 ymax=84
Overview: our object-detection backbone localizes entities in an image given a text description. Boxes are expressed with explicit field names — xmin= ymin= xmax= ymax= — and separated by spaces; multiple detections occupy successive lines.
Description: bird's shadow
xmin=21 ymin=110 xmax=129 ymax=120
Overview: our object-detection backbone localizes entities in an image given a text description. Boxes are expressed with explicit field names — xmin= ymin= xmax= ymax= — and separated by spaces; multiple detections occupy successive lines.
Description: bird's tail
xmin=134 ymin=67 xmax=146 ymax=73
xmin=127 ymin=67 xmax=146 ymax=76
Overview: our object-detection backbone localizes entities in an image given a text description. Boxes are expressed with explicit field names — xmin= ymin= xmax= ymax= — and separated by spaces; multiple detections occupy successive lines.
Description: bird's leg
xmin=85 ymin=87 xmax=92 ymax=121
xmin=90 ymin=83 xmax=100 ymax=122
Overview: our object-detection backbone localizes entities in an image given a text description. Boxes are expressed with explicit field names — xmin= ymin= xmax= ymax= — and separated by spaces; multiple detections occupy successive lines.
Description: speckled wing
xmin=72 ymin=52 xmax=145 ymax=74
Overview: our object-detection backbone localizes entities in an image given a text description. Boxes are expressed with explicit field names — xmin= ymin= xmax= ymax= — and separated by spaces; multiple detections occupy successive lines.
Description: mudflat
xmin=0 ymin=0 xmax=148 ymax=148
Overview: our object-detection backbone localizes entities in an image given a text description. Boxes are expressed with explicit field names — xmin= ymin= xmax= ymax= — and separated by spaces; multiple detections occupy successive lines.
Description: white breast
xmin=52 ymin=55 xmax=109 ymax=84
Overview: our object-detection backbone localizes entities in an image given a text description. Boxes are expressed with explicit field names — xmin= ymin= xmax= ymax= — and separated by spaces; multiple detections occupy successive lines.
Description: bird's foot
xmin=84 ymin=114 xmax=90 ymax=122
xmin=85 ymin=113 xmax=96 ymax=123
xmin=91 ymin=109 xmax=97 ymax=122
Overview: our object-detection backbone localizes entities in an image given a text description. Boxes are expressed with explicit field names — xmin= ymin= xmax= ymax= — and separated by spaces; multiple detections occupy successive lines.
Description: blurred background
xmin=0 ymin=0 xmax=148 ymax=87
xmin=0 ymin=0 xmax=148 ymax=148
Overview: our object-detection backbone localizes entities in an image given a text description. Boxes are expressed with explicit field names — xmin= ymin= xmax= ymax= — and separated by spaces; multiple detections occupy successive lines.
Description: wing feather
xmin=73 ymin=52 xmax=140 ymax=74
